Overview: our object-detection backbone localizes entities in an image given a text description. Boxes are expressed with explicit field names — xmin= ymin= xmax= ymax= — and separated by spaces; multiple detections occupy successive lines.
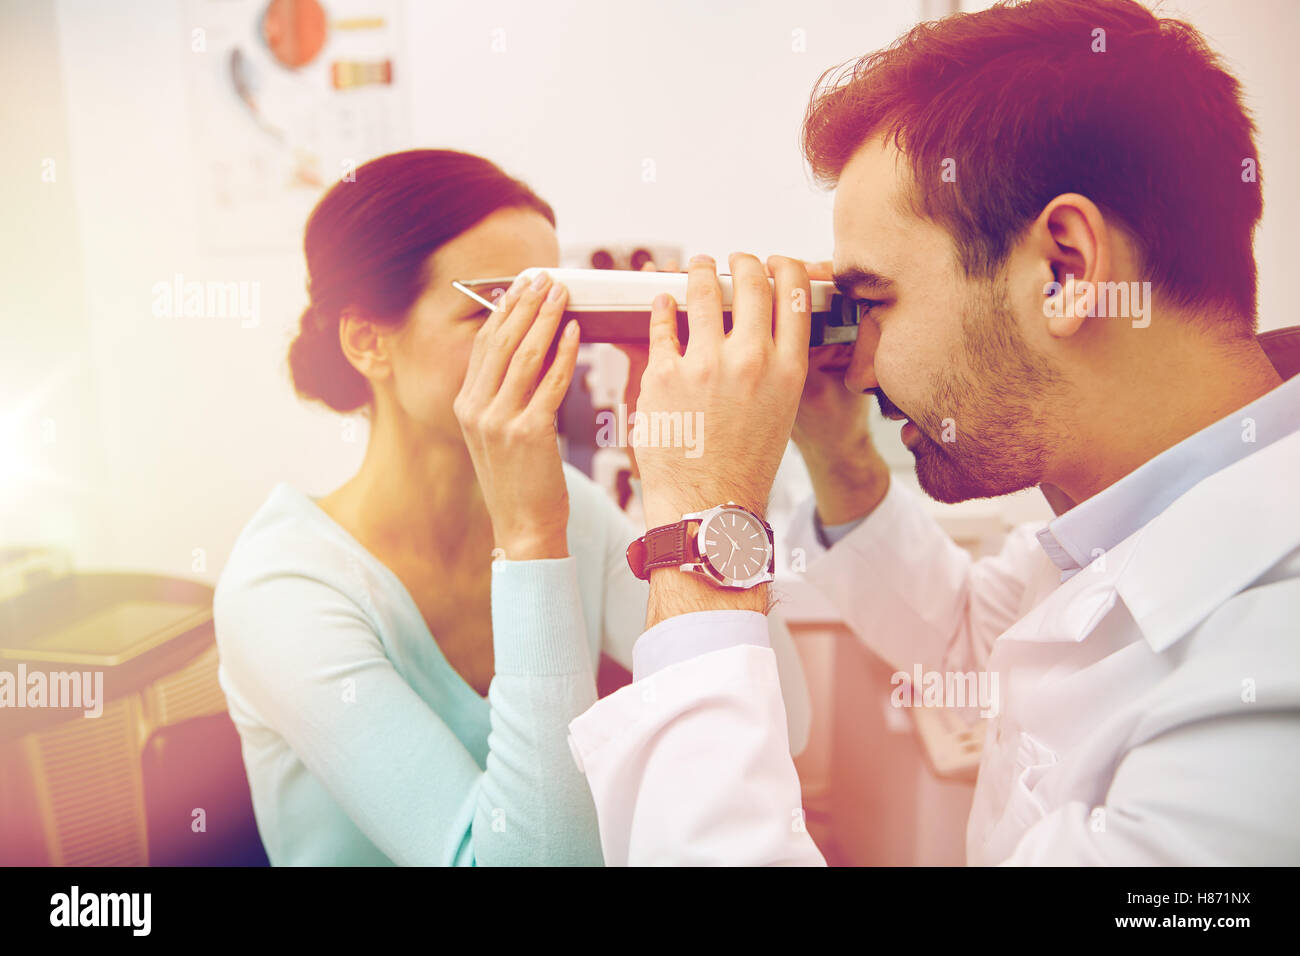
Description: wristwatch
xmin=625 ymin=502 xmax=775 ymax=589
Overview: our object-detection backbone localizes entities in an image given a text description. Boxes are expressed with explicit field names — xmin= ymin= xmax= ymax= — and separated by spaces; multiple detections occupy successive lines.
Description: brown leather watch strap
xmin=643 ymin=520 xmax=696 ymax=571
xmin=625 ymin=519 xmax=698 ymax=581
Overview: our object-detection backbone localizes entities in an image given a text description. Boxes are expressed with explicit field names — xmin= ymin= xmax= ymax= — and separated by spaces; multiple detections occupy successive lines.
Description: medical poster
xmin=182 ymin=0 xmax=411 ymax=252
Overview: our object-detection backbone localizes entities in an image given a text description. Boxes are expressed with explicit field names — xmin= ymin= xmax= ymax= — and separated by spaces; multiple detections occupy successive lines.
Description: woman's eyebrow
xmin=833 ymin=266 xmax=895 ymax=298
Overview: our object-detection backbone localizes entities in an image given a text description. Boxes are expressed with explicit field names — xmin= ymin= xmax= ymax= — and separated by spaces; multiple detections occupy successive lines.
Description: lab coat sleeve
xmin=786 ymin=480 xmax=1043 ymax=677
xmin=568 ymin=611 xmax=827 ymax=866
xmin=587 ymin=474 xmax=813 ymax=755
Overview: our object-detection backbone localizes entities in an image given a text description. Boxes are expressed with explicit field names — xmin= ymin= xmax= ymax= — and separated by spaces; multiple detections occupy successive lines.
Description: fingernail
xmin=546 ymin=281 xmax=565 ymax=302
xmin=531 ymin=271 xmax=549 ymax=291
xmin=689 ymin=254 xmax=714 ymax=267
xmin=653 ymin=293 xmax=669 ymax=310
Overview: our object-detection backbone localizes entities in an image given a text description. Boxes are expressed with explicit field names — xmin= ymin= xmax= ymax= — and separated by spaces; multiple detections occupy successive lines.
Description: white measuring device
xmin=452 ymin=267 xmax=862 ymax=348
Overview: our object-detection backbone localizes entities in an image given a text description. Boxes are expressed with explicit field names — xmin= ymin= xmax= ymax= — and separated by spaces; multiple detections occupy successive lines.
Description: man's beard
xmin=883 ymin=280 xmax=1069 ymax=505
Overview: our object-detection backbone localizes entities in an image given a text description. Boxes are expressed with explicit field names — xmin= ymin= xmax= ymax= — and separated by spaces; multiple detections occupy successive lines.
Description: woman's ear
xmin=339 ymin=311 xmax=391 ymax=382
xmin=1032 ymin=193 xmax=1111 ymax=339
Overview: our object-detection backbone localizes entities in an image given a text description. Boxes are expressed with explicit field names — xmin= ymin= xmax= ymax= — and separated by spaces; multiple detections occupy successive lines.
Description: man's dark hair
xmin=802 ymin=0 xmax=1263 ymax=330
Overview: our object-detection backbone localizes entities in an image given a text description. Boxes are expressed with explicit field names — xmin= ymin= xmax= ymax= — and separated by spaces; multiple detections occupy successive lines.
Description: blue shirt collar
xmin=1036 ymin=373 xmax=1300 ymax=579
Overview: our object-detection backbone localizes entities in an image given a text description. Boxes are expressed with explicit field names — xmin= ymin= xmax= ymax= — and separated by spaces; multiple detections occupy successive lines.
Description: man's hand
xmin=633 ymin=252 xmax=810 ymax=623
xmin=611 ymin=257 xmax=677 ymax=479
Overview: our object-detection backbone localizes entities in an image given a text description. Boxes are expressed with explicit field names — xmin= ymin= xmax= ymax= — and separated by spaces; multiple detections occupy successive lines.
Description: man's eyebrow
xmin=833 ymin=267 xmax=895 ymax=298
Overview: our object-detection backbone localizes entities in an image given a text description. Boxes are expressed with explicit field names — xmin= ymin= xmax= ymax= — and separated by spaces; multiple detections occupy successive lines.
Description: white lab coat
xmin=567 ymin=427 xmax=1300 ymax=866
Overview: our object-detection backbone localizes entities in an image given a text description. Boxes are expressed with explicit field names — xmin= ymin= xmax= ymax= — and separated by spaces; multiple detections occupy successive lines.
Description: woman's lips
xmin=900 ymin=420 xmax=922 ymax=448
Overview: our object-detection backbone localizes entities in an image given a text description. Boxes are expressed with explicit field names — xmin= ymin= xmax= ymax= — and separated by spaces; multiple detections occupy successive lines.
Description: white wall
xmin=9 ymin=0 xmax=924 ymax=581
xmin=1153 ymin=0 xmax=1299 ymax=335
xmin=401 ymin=0 xmax=925 ymax=262
xmin=0 ymin=0 xmax=111 ymax=564
xmin=5 ymin=0 xmax=1293 ymax=580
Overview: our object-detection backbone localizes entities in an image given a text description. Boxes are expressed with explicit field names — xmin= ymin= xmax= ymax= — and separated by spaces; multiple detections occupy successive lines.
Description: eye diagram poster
xmin=183 ymin=0 xmax=411 ymax=252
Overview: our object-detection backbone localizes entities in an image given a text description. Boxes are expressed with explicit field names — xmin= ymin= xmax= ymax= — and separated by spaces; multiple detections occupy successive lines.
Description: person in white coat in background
xmin=565 ymin=0 xmax=1300 ymax=865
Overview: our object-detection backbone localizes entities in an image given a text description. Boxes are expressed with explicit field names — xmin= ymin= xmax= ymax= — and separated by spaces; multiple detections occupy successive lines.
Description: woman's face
xmin=381 ymin=207 xmax=560 ymax=441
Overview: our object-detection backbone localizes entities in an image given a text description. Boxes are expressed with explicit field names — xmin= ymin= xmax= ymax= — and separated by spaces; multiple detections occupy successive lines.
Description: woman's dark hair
xmin=288 ymin=149 xmax=556 ymax=412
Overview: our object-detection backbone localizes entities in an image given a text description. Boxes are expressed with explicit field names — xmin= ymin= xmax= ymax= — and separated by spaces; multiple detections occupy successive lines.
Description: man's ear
xmin=339 ymin=311 xmax=392 ymax=382
xmin=1030 ymin=193 xmax=1111 ymax=339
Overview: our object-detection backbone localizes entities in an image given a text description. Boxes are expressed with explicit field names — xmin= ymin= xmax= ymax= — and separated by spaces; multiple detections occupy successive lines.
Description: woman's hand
xmin=788 ymin=259 xmax=890 ymax=525
xmin=791 ymin=260 xmax=878 ymax=462
xmin=454 ymin=271 xmax=581 ymax=560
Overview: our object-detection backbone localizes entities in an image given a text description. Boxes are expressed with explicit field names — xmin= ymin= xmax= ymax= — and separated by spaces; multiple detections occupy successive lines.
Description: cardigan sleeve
xmin=214 ymin=554 xmax=603 ymax=866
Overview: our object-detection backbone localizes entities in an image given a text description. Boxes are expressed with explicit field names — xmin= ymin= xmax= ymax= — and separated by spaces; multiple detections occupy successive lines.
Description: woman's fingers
xmin=527 ymin=318 xmax=581 ymax=418
xmin=499 ymin=280 xmax=569 ymax=406
xmin=463 ymin=272 xmax=527 ymax=390
xmin=466 ymin=271 xmax=553 ymax=405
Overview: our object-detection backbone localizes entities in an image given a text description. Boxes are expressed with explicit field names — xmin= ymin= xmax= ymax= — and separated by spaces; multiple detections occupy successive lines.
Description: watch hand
xmin=721 ymin=534 xmax=739 ymax=569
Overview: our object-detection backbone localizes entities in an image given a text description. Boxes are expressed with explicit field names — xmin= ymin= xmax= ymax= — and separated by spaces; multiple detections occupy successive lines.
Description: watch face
xmin=699 ymin=508 xmax=772 ymax=585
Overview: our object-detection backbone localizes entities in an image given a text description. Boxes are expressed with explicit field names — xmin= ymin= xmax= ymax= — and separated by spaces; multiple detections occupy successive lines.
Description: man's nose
xmin=844 ymin=320 xmax=880 ymax=393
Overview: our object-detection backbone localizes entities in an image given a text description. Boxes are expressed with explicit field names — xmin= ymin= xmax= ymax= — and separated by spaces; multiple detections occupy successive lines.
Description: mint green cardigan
xmin=214 ymin=464 xmax=808 ymax=866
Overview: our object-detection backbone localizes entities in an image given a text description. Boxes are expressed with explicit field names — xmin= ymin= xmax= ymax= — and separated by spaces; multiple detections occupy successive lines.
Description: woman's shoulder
xmin=220 ymin=482 xmax=336 ymax=570
xmin=214 ymin=482 xmax=376 ymax=624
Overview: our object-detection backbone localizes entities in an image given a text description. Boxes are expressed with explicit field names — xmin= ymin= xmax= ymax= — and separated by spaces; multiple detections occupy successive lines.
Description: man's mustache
xmin=869 ymin=387 xmax=906 ymax=421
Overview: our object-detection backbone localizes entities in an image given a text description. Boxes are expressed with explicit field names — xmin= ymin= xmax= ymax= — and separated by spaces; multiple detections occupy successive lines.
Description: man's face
xmin=832 ymin=135 xmax=1072 ymax=503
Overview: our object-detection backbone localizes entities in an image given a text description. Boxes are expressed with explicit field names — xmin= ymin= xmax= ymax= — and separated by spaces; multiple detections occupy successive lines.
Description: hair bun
xmin=288 ymin=304 xmax=370 ymax=412
xmin=302 ymin=302 xmax=331 ymax=335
